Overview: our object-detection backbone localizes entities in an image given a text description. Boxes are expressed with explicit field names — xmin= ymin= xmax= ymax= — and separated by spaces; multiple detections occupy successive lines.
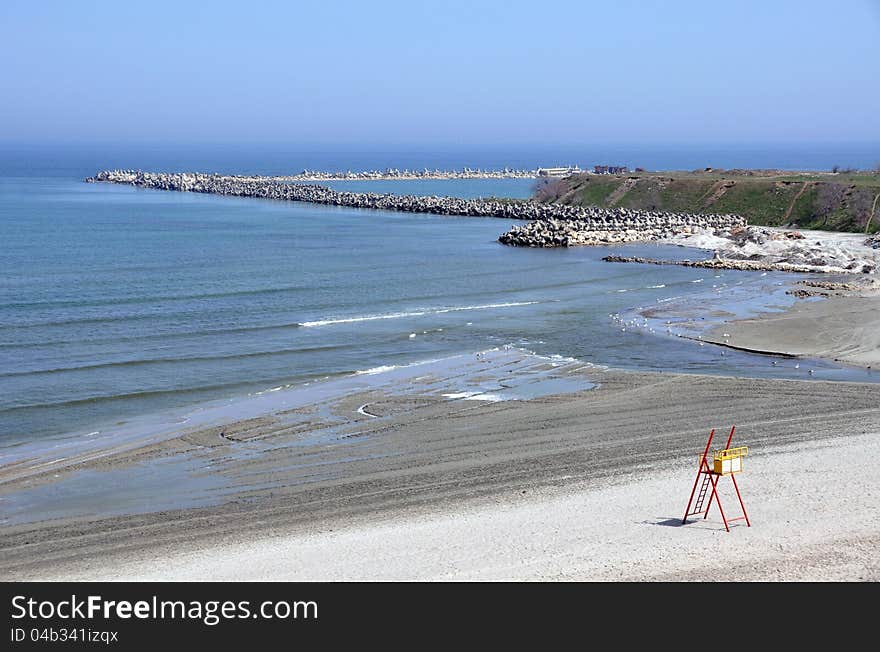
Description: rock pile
xmin=498 ymin=210 xmax=745 ymax=247
xmin=727 ymin=225 xmax=805 ymax=245
xmin=601 ymin=255 xmax=844 ymax=274
xmin=713 ymin=226 xmax=876 ymax=273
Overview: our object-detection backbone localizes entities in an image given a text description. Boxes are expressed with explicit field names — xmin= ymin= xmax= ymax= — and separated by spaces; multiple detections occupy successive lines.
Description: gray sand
xmin=1 ymin=368 xmax=877 ymax=581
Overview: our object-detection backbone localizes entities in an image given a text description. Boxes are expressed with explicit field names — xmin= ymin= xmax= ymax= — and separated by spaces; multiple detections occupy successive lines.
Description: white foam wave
xmin=251 ymin=384 xmax=291 ymax=396
xmin=300 ymin=302 xmax=538 ymax=327
xmin=354 ymin=365 xmax=400 ymax=376
xmin=620 ymin=284 xmax=666 ymax=293
xmin=548 ymin=354 xmax=581 ymax=364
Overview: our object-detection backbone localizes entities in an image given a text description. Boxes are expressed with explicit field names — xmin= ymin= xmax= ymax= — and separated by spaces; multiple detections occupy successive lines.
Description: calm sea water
xmin=1 ymin=143 xmax=877 ymax=448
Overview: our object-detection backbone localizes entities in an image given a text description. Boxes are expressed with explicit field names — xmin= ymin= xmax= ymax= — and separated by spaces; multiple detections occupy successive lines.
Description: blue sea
xmin=1 ymin=143 xmax=878 ymax=450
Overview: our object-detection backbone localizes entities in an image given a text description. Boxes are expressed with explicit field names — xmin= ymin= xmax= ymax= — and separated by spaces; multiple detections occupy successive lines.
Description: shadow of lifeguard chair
xmin=682 ymin=426 xmax=751 ymax=532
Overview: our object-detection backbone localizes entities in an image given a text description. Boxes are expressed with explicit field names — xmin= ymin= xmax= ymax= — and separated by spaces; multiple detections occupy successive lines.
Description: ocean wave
xmin=0 ymin=319 xmax=307 ymax=348
xmin=352 ymin=356 xmax=446 ymax=375
xmin=353 ymin=364 xmax=401 ymax=376
xmin=0 ymin=342 xmax=354 ymax=379
xmin=0 ymin=370 xmax=335 ymax=414
xmin=617 ymin=284 xmax=667 ymax=293
xmin=0 ymin=284 xmax=311 ymax=312
xmin=301 ymin=301 xmax=538 ymax=327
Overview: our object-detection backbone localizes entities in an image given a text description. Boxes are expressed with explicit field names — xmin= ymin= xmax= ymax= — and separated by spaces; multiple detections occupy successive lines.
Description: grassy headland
xmin=539 ymin=169 xmax=880 ymax=233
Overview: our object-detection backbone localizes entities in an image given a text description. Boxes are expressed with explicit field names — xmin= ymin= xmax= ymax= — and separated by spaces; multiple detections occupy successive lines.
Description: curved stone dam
xmin=87 ymin=170 xmax=747 ymax=248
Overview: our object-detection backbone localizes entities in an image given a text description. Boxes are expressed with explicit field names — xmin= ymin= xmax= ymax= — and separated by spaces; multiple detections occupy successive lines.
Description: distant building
xmin=594 ymin=165 xmax=629 ymax=175
xmin=537 ymin=165 xmax=582 ymax=177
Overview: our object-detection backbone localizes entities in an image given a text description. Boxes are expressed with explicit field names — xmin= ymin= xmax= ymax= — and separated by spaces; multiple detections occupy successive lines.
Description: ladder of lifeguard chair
xmin=701 ymin=425 xmax=736 ymax=518
xmin=682 ymin=429 xmax=716 ymax=523
xmin=691 ymin=473 xmax=712 ymax=514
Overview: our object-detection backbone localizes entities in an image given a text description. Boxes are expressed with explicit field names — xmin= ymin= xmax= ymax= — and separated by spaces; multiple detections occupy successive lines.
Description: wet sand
xmin=704 ymin=282 xmax=880 ymax=368
xmin=1 ymin=367 xmax=878 ymax=581
xmin=54 ymin=432 xmax=880 ymax=581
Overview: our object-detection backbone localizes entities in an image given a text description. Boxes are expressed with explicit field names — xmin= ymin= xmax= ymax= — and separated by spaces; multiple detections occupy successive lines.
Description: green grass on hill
xmin=544 ymin=171 xmax=880 ymax=234
xmin=575 ymin=180 xmax=617 ymax=207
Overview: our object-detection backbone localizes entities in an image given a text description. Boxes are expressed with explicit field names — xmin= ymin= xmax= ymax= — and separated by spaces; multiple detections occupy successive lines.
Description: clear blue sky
xmin=1 ymin=0 xmax=878 ymax=146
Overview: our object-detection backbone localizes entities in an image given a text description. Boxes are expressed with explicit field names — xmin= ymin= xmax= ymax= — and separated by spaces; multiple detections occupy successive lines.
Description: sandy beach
xmin=50 ymin=432 xmax=880 ymax=582
xmin=704 ymin=279 xmax=880 ymax=368
xmin=2 ymin=364 xmax=877 ymax=581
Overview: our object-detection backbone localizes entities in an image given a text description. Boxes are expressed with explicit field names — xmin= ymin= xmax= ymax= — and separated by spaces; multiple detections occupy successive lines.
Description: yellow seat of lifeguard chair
xmin=713 ymin=446 xmax=748 ymax=475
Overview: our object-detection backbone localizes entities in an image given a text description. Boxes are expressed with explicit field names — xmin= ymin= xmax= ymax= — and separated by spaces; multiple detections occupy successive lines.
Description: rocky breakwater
xmin=290 ymin=167 xmax=536 ymax=181
xmin=88 ymin=170 xmax=574 ymax=220
xmin=497 ymin=207 xmax=746 ymax=247
xmin=87 ymin=171 xmax=745 ymax=242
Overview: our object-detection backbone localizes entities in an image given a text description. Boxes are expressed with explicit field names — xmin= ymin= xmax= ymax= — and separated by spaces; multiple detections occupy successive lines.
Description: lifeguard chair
xmin=682 ymin=426 xmax=751 ymax=532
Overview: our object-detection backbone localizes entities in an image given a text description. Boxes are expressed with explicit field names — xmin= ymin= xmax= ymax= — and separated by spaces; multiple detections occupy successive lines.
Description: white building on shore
xmin=536 ymin=166 xmax=583 ymax=177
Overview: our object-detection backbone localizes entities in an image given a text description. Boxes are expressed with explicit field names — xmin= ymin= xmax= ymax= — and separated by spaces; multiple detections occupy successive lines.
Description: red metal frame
xmin=682 ymin=425 xmax=750 ymax=532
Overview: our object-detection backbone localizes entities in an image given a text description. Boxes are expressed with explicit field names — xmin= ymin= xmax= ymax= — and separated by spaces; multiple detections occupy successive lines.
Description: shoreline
xmin=4 ymin=259 xmax=878 ymax=527
xmin=0 ymin=348 xmax=598 ymax=519
xmin=6 ymin=277 xmax=877 ymax=491
xmin=2 ymin=367 xmax=877 ymax=581
xmin=702 ymin=279 xmax=880 ymax=368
